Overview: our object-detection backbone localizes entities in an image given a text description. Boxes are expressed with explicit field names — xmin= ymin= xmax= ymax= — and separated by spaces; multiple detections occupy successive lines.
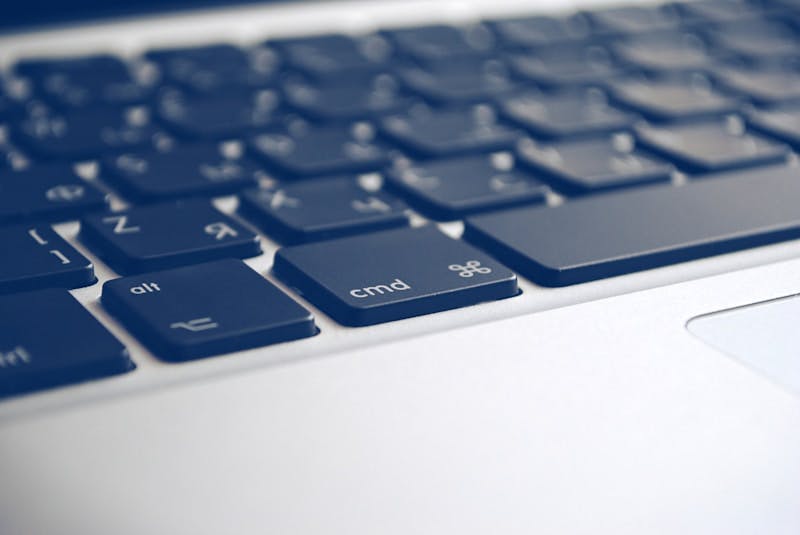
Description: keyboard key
xmin=516 ymin=135 xmax=673 ymax=194
xmin=385 ymin=154 xmax=548 ymax=220
xmin=273 ymin=225 xmax=518 ymax=326
xmin=399 ymin=59 xmax=518 ymax=105
xmin=382 ymin=24 xmax=495 ymax=65
xmin=155 ymin=88 xmax=285 ymax=139
xmin=379 ymin=105 xmax=521 ymax=158
xmin=676 ymin=0 xmax=778 ymax=23
xmin=608 ymin=76 xmax=741 ymax=122
xmin=747 ymin=105 xmax=800 ymax=149
xmin=13 ymin=106 xmax=161 ymax=160
xmin=509 ymin=44 xmax=625 ymax=89
xmin=0 ymin=225 xmax=95 ymax=294
xmin=146 ymin=44 xmax=280 ymax=93
xmin=0 ymin=165 xmax=107 ymax=224
xmin=80 ymin=199 xmax=261 ymax=274
xmin=102 ymin=259 xmax=316 ymax=361
xmin=101 ymin=144 xmax=263 ymax=202
xmin=0 ymin=86 xmax=23 ymax=122
xmin=0 ymin=289 xmax=131 ymax=398
xmin=585 ymin=5 xmax=681 ymax=34
xmin=272 ymin=34 xmax=392 ymax=79
xmin=705 ymin=19 xmax=800 ymax=63
xmin=612 ymin=32 xmax=718 ymax=74
xmin=499 ymin=89 xmax=636 ymax=139
xmin=713 ymin=64 xmax=800 ymax=106
xmin=635 ymin=119 xmax=789 ymax=173
xmin=464 ymin=165 xmax=800 ymax=286
xmin=249 ymin=122 xmax=389 ymax=178
xmin=239 ymin=176 xmax=408 ymax=244
xmin=489 ymin=15 xmax=591 ymax=49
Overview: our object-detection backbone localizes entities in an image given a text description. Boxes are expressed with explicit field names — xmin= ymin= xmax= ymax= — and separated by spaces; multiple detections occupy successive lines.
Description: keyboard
xmin=4 ymin=0 xmax=800 ymax=399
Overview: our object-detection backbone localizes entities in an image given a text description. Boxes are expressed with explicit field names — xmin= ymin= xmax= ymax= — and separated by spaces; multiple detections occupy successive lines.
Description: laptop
xmin=1 ymin=0 xmax=799 ymax=533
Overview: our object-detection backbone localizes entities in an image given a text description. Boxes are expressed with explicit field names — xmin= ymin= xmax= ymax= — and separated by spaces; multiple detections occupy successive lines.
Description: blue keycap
xmin=283 ymin=74 xmax=413 ymax=122
xmin=489 ymin=15 xmax=591 ymax=48
xmin=635 ymin=119 xmax=789 ymax=174
xmin=0 ymin=225 xmax=95 ymax=294
xmin=146 ymin=44 xmax=281 ymax=93
xmin=0 ymin=289 xmax=131 ymax=398
xmin=676 ymin=0 xmax=779 ymax=23
xmin=713 ymin=64 xmax=800 ymax=106
xmin=379 ymin=105 xmax=521 ymax=158
xmin=155 ymin=88 xmax=285 ymax=140
xmin=384 ymin=154 xmax=548 ymax=220
xmin=399 ymin=59 xmax=518 ymax=105
xmin=249 ymin=122 xmax=389 ymax=178
xmin=102 ymin=259 xmax=316 ymax=361
xmin=15 ymin=55 xmax=129 ymax=81
xmin=499 ymin=89 xmax=636 ymax=139
xmin=81 ymin=199 xmax=261 ymax=274
xmin=273 ymin=225 xmax=518 ymax=326
xmin=747 ymin=105 xmax=800 ymax=150
xmin=516 ymin=135 xmax=674 ymax=194
xmin=464 ymin=165 xmax=800 ymax=286
xmin=13 ymin=106 xmax=162 ymax=160
xmin=102 ymin=144 xmax=263 ymax=202
xmin=382 ymin=24 xmax=495 ymax=65
xmin=271 ymin=34 xmax=392 ymax=79
xmin=586 ymin=5 xmax=681 ymax=34
xmin=705 ymin=20 xmax=799 ymax=63
xmin=239 ymin=176 xmax=408 ymax=244
xmin=612 ymin=32 xmax=718 ymax=75
xmin=608 ymin=76 xmax=741 ymax=122
xmin=0 ymin=165 xmax=108 ymax=224
xmin=509 ymin=44 xmax=625 ymax=89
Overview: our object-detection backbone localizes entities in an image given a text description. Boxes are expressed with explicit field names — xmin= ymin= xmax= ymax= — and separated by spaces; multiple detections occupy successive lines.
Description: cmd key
xmin=464 ymin=165 xmax=800 ymax=286
xmin=273 ymin=225 xmax=518 ymax=326
xmin=0 ymin=289 xmax=132 ymax=398
xmin=102 ymin=259 xmax=316 ymax=361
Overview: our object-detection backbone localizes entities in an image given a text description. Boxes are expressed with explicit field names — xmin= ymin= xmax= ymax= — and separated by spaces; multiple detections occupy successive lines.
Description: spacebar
xmin=464 ymin=165 xmax=800 ymax=287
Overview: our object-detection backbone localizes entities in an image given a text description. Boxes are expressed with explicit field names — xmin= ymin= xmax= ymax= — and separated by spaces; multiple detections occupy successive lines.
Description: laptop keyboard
xmin=4 ymin=0 xmax=800 ymax=397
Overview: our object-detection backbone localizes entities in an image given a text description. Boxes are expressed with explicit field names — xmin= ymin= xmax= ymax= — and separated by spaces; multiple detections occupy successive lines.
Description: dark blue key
xmin=379 ymin=105 xmax=521 ymax=158
xmin=0 ymin=86 xmax=24 ymax=122
xmin=283 ymin=74 xmax=413 ymax=122
xmin=382 ymin=24 xmax=495 ymax=65
xmin=0 ymin=165 xmax=107 ymax=224
xmin=155 ymin=88 xmax=285 ymax=140
xmin=102 ymin=259 xmax=316 ymax=361
xmin=239 ymin=176 xmax=408 ymax=244
xmin=249 ymin=122 xmax=389 ymax=178
xmin=0 ymin=225 xmax=95 ymax=294
xmin=608 ymin=76 xmax=741 ymax=122
xmin=13 ymin=106 xmax=162 ymax=160
xmin=499 ymin=89 xmax=636 ymax=139
xmin=464 ymin=165 xmax=800 ymax=286
xmin=713 ymin=64 xmax=800 ymax=106
xmin=271 ymin=34 xmax=392 ymax=79
xmin=384 ymin=154 xmax=547 ymax=220
xmin=612 ymin=32 xmax=718 ymax=75
xmin=102 ymin=144 xmax=262 ymax=202
xmin=635 ymin=119 xmax=789 ymax=174
xmin=509 ymin=44 xmax=625 ymax=89
xmin=747 ymin=105 xmax=800 ymax=149
xmin=399 ymin=59 xmax=518 ymax=105
xmin=489 ymin=15 xmax=591 ymax=48
xmin=516 ymin=135 xmax=673 ymax=194
xmin=705 ymin=20 xmax=799 ymax=63
xmin=273 ymin=225 xmax=518 ymax=326
xmin=80 ymin=199 xmax=261 ymax=274
xmin=676 ymin=0 xmax=779 ymax=23
xmin=15 ymin=55 xmax=129 ymax=80
xmin=586 ymin=5 xmax=681 ymax=34
xmin=0 ymin=289 xmax=131 ymax=398
xmin=146 ymin=44 xmax=281 ymax=93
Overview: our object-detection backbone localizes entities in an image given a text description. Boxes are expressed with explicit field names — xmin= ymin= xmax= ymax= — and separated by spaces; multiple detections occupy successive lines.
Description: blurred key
xmin=0 ymin=165 xmax=107 ymax=224
xmin=489 ymin=15 xmax=591 ymax=48
xmin=249 ymin=122 xmax=389 ymax=178
xmin=713 ymin=64 xmax=800 ymax=106
xmin=102 ymin=144 xmax=262 ymax=202
xmin=272 ymin=34 xmax=392 ymax=79
xmin=239 ymin=176 xmax=408 ymax=244
xmin=747 ymin=105 xmax=800 ymax=150
xmin=399 ymin=59 xmax=518 ymax=105
xmin=612 ymin=32 xmax=718 ymax=74
xmin=0 ymin=225 xmax=95 ymax=294
xmin=636 ymin=118 xmax=790 ymax=173
xmin=499 ymin=89 xmax=636 ymax=139
xmin=705 ymin=19 xmax=800 ymax=62
xmin=0 ymin=289 xmax=131 ymax=398
xmin=677 ymin=0 xmax=779 ymax=23
xmin=516 ymin=135 xmax=673 ymax=194
xmin=80 ymin=199 xmax=261 ymax=274
xmin=384 ymin=154 xmax=548 ymax=220
xmin=509 ymin=44 xmax=625 ymax=89
xmin=586 ymin=5 xmax=681 ymax=34
xmin=379 ymin=105 xmax=521 ymax=158
xmin=273 ymin=225 xmax=518 ymax=326
xmin=382 ymin=24 xmax=496 ymax=65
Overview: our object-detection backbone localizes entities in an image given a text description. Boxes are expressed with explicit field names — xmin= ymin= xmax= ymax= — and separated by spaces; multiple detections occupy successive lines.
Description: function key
xmin=80 ymin=199 xmax=261 ymax=274
xmin=0 ymin=165 xmax=107 ymax=224
xmin=516 ymin=135 xmax=673 ymax=194
xmin=747 ymin=105 xmax=800 ymax=149
xmin=499 ymin=88 xmax=636 ymax=139
xmin=0 ymin=225 xmax=95 ymax=294
xmin=384 ymin=153 xmax=548 ymax=220
xmin=273 ymin=225 xmax=518 ymax=326
xmin=249 ymin=122 xmax=389 ymax=178
xmin=239 ymin=176 xmax=408 ymax=244
xmin=398 ymin=59 xmax=518 ymax=105
xmin=271 ymin=34 xmax=392 ymax=79
xmin=379 ymin=105 xmax=521 ymax=158
xmin=635 ymin=118 xmax=790 ymax=174
xmin=612 ymin=32 xmax=719 ymax=75
xmin=0 ymin=289 xmax=131 ymax=398
xmin=489 ymin=15 xmax=591 ymax=49
xmin=585 ymin=5 xmax=681 ymax=35
xmin=101 ymin=144 xmax=263 ymax=202
xmin=509 ymin=44 xmax=625 ymax=89
xmin=382 ymin=24 xmax=496 ymax=65
xmin=102 ymin=259 xmax=316 ymax=361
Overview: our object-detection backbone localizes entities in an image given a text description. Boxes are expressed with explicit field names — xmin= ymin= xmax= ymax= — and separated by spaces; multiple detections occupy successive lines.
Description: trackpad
xmin=688 ymin=295 xmax=800 ymax=396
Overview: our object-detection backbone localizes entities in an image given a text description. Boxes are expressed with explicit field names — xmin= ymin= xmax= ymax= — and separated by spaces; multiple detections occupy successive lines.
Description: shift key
xmin=273 ymin=226 xmax=518 ymax=326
